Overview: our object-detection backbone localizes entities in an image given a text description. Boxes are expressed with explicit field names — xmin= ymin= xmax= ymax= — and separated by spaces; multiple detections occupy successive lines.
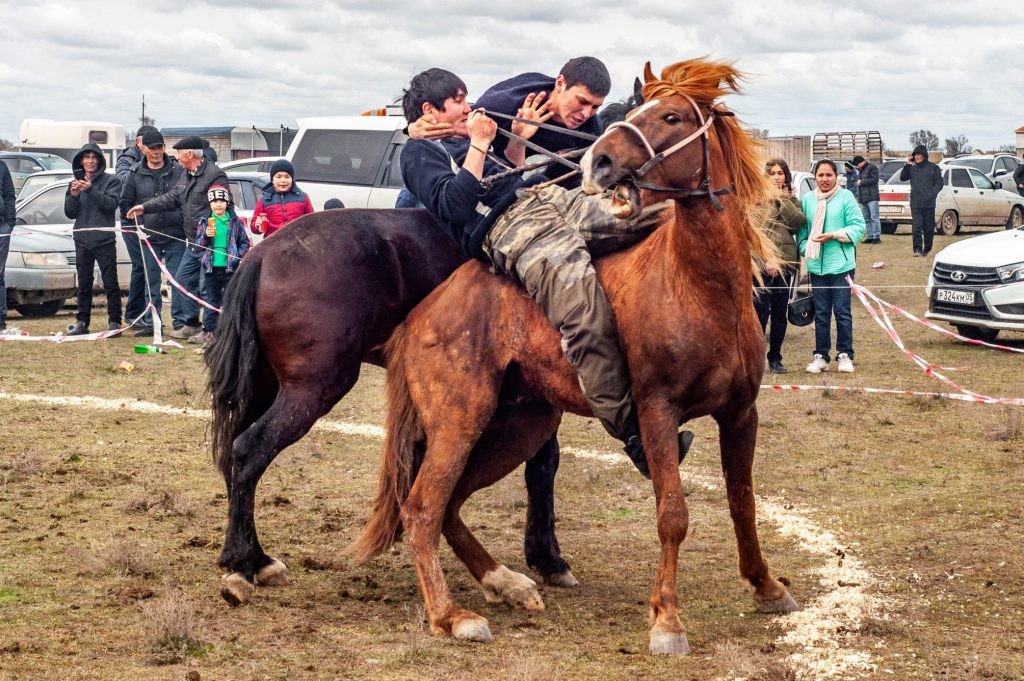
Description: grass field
xmin=1 ymin=227 xmax=1022 ymax=680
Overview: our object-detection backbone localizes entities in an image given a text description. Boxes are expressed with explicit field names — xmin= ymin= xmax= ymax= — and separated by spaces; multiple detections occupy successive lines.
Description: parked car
xmin=286 ymin=115 xmax=407 ymax=209
xmin=14 ymin=181 xmax=131 ymax=287
xmin=877 ymin=159 xmax=904 ymax=184
xmin=792 ymin=171 xmax=815 ymax=198
xmin=0 ymin=152 xmax=73 ymax=193
xmin=924 ymin=224 xmax=1024 ymax=342
xmin=878 ymin=166 xmax=1024 ymax=236
xmin=940 ymin=153 xmax=1020 ymax=186
xmin=3 ymin=229 xmax=77 ymax=317
xmin=17 ymin=169 xmax=75 ymax=200
xmin=220 ymin=156 xmax=284 ymax=174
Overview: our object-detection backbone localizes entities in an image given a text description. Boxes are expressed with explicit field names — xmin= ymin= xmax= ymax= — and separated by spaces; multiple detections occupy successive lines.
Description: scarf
xmin=804 ymin=183 xmax=840 ymax=261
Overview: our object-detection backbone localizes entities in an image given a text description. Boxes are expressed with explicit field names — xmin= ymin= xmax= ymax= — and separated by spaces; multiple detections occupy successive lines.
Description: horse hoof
xmin=451 ymin=615 xmax=494 ymax=643
xmin=543 ymin=570 xmax=579 ymax=588
xmin=220 ymin=572 xmax=254 ymax=607
xmin=755 ymin=590 xmax=800 ymax=614
xmin=254 ymin=558 xmax=289 ymax=587
xmin=481 ymin=566 xmax=545 ymax=611
xmin=649 ymin=628 xmax=690 ymax=655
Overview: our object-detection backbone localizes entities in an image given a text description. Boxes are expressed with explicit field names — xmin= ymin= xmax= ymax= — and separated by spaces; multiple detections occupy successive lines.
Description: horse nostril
xmin=593 ymin=153 xmax=612 ymax=171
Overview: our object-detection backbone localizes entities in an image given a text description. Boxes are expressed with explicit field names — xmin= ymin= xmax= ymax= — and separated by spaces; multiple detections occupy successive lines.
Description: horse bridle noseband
xmin=602 ymin=94 xmax=734 ymax=211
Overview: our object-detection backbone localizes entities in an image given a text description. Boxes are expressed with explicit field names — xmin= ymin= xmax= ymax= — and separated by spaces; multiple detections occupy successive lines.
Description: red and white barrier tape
xmin=761 ymin=383 xmax=1024 ymax=407
xmin=139 ymin=234 xmax=220 ymax=313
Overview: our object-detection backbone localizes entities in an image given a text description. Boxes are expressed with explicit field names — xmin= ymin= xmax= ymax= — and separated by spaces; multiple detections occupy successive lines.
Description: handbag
xmin=787 ymin=267 xmax=815 ymax=327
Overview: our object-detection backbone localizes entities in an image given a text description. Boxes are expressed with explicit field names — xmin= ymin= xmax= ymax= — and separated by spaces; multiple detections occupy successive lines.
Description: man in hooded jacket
xmin=899 ymin=144 xmax=944 ymax=256
xmin=64 ymin=143 xmax=122 ymax=335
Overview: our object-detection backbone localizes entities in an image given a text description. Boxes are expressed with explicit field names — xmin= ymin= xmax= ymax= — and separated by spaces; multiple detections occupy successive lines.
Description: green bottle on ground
xmin=134 ymin=344 xmax=164 ymax=354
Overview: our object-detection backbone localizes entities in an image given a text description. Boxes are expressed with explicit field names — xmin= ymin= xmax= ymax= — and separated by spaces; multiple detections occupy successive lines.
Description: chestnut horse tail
xmin=348 ymin=324 xmax=422 ymax=564
xmin=205 ymin=252 xmax=266 ymax=482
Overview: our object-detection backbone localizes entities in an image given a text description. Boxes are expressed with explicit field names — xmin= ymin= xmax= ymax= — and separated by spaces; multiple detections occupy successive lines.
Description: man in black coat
xmin=853 ymin=155 xmax=881 ymax=243
xmin=64 ymin=143 xmax=122 ymax=335
xmin=1013 ymin=153 xmax=1024 ymax=198
xmin=126 ymin=135 xmax=228 ymax=338
xmin=119 ymin=129 xmax=186 ymax=337
xmin=115 ymin=124 xmax=159 ymax=328
xmin=0 ymin=159 xmax=16 ymax=331
xmin=898 ymin=145 xmax=944 ymax=256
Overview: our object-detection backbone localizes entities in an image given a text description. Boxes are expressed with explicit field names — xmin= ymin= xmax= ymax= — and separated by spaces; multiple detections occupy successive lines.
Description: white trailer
xmin=18 ymin=119 xmax=125 ymax=166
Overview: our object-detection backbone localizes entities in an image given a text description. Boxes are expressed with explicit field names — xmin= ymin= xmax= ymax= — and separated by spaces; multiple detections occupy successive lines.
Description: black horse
xmin=206 ymin=208 xmax=577 ymax=605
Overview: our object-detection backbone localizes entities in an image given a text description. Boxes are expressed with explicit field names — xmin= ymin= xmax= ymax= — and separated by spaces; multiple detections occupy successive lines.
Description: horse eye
xmin=663 ymin=113 xmax=681 ymax=125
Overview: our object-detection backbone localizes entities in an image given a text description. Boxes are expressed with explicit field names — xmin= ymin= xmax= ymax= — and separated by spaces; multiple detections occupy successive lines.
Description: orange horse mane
xmin=641 ymin=59 xmax=779 ymax=273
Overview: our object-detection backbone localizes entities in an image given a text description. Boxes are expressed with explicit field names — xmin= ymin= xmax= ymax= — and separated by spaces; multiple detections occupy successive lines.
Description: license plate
xmin=880 ymin=205 xmax=902 ymax=214
xmin=936 ymin=289 xmax=975 ymax=305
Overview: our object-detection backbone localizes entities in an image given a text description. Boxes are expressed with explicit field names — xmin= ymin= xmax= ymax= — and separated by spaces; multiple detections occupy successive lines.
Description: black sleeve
xmin=898 ymin=164 xmax=912 ymax=182
xmin=0 ymin=165 xmax=15 ymax=225
xmin=118 ymin=171 xmax=137 ymax=224
xmin=401 ymin=140 xmax=484 ymax=225
xmin=861 ymin=164 xmax=878 ymax=190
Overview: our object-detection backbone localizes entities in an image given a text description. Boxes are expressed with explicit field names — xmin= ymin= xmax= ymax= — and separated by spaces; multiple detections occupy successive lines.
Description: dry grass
xmin=0 ymin=230 xmax=1022 ymax=679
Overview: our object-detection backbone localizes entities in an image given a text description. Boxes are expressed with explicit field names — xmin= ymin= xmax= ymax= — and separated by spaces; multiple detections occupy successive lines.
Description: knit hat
xmin=208 ymin=185 xmax=230 ymax=203
xmin=269 ymin=159 xmax=295 ymax=179
xmin=851 ymin=155 xmax=865 ymax=165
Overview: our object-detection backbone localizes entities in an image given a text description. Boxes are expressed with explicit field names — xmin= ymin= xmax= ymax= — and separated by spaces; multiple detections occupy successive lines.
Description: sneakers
xmin=171 ymin=323 xmax=201 ymax=339
xmin=624 ymin=430 xmax=695 ymax=479
xmin=65 ymin=321 xmax=90 ymax=336
xmin=805 ymin=354 xmax=829 ymax=373
xmin=836 ymin=353 xmax=855 ymax=373
xmin=768 ymin=360 xmax=788 ymax=374
xmin=187 ymin=330 xmax=213 ymax=345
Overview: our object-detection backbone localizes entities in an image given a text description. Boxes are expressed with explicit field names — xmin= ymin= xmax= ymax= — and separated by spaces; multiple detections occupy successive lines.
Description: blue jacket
xmin=400 ymin=137 xmax=545 ymax=261
xmin=194 ymin=211 xmax=251 ymax=273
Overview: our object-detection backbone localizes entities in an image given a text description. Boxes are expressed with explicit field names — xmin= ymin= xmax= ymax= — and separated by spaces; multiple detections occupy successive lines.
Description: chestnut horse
xmin=350 ymin=58 xmax=799 ymax=654
xmin=206 ymin=210 xmax=578 ymax=606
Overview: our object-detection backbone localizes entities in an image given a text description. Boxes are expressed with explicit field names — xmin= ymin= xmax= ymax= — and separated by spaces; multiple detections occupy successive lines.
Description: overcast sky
xmin=3 ymin=1 xmax=1023 ymax=153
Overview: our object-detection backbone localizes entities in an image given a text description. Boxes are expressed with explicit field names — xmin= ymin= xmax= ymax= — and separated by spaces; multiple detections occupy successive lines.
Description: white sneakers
xmin=805 ymin=353 xmax=855 ymax=373
xmin=836 ymin=353 xmax=855 ymax=373
xmin=805 ymin=354 xmax=829 ymax=373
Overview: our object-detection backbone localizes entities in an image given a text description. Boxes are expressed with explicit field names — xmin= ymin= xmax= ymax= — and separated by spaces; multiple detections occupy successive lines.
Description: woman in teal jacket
xmin=798 ymin=159 xmax=866 ymax=374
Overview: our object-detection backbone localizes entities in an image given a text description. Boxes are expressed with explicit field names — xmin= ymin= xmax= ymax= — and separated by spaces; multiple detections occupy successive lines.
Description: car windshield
xmin=39 ymin=155 xmax=72 ymax=170
xmin=947 ymin=158 xmax=989 ymax=172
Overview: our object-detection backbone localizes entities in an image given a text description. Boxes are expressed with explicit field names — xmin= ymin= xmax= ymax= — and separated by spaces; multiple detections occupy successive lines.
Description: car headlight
xmin=22 ymin=252 xmax=68 ymax=267
xmin=996 ymin=261 xmax=1024 ymax=283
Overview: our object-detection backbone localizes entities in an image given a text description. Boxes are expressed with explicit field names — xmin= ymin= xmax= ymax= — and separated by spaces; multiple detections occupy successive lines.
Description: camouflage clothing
xmin=483 ymin=185 xmax=664 ymax=440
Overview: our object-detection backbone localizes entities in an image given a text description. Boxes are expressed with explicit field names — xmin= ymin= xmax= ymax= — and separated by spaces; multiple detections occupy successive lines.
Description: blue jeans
xmin=142 ymin=239 xmax=185 ymax=327
xmin=860 ymin=200 xmax=880 ymax=240
xmin=0 ymin=222 xmax=11 ymax=322
xmin=172 ymin=246 xmax=204 ymax=329
xmin=122 ymin=229 xmax=147 ymax=323
xmin=810 ymin=269 xmax=855 ymax=362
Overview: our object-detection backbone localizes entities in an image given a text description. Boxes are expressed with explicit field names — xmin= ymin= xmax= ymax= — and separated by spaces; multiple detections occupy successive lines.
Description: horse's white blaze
xmin=480 ymin=565 xmax=544 ymax=611
xmin=1 ymin=391 xmax=884 ymax=674
xmin=625 ymin=99 xmax=661 ymax=121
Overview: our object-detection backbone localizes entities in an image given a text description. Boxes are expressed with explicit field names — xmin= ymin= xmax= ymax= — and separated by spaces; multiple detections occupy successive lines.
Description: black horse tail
xmin=206 ymin=253 xmax=265 ymax=483
xmin=347 ymin=324 xmax=422 ymax=564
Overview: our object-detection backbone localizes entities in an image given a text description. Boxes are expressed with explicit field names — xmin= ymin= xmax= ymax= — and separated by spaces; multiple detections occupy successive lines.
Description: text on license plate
xmin=880 ymin=205 xmax=902 ymax=213
xmin=936 ymin=289 xmax=975 ymax=305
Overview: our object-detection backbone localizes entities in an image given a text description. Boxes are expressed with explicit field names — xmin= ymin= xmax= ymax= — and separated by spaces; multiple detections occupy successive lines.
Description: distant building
xmin=1016 ymin=125 xmax=1024 ymax=156
xmin=160 ymin=126 xmax=296 ymax=161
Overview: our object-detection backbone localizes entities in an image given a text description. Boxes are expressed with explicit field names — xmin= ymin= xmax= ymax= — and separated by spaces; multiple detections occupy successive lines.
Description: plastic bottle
xmin=134 ymin=344 xmax=164 ymax=354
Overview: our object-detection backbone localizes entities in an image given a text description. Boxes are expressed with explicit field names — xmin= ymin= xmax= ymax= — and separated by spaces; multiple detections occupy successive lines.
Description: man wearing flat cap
xmin=126 ymin=135 xmax=229 ymax=338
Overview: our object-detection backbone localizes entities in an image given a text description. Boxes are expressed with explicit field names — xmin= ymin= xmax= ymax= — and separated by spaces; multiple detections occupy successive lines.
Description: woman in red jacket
xmin=251 ymin=159 xmax=315 ymax=237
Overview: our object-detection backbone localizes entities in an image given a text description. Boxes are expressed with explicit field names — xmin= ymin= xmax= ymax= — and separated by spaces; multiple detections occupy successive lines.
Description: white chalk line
xmin=0 ymin=391 xmax=883 ymax=677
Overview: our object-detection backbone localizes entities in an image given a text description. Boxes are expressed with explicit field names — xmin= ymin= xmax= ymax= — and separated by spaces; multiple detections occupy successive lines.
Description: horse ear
xmin=643 ymin=62 xmax=657 ymax=84
xmin=633 ymin=77 xmax=644 ymax=105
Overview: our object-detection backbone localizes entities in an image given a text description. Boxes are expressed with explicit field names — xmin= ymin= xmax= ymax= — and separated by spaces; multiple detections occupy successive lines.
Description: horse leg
xmin=219 ymin=372 xmax=357 ymax=606
xmin=523 ymin=435 xmax=578 ymax=587
xmin=642 ymin=403 xmax=692 ymax=655
xmin=442 ymin=404 xmax=561 ymax=611
xmin=716 ymin=405 xmax=800 ymax=614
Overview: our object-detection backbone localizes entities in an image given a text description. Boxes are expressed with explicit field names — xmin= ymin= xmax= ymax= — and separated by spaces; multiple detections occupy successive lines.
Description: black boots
xmin=623 ymin=429 xmax=694 ymax=479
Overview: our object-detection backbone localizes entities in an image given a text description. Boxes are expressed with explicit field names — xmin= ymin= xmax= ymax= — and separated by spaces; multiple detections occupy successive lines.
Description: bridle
xmin=601 ymin=94 xmax=734 ymax=211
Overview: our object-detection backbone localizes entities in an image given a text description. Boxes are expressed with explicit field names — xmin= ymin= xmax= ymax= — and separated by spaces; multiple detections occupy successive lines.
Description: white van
xmin=285 ymin=115 xmax=408 ymax=210
xmin=18 ymin=119 xmax=125 ymax=167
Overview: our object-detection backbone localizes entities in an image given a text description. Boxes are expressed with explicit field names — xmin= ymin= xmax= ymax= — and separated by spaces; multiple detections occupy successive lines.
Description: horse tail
xmin=348 ymin=324 xmax=422 ymax=564
xmin=206 ymin=253 xmax=265 ymax=482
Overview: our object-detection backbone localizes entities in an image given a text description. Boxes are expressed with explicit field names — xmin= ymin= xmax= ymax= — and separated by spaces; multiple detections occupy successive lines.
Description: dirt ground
xmin=1 ymin=228 xmax=1022 ymax=680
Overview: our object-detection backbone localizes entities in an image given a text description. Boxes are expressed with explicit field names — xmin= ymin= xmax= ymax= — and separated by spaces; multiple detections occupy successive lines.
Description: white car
xmin=924 ymin=225 xmax=1024 ymax=342
xmin=879 ymin=166 xmax=1024 ymax=236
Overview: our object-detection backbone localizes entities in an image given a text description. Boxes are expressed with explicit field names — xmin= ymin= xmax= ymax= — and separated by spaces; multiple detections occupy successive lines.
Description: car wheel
xmin=954 ymin=324 xmax=999 ymax=344
xmin=14 ymin=299 xmax=66 ymax=318
xmin=938 ymin=210 xmax=959 ymax=236
xmin=1006 ymin=206 xmax=1023 ymax=230
xmin=880 ymin=221 xmax=897 ymax=235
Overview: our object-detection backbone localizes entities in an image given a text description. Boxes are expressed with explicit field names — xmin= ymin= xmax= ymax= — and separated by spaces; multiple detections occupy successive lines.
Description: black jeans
xmin=201 ymin=267 xmax=232 ymax=332
xmin=753 ymin=266 xmax=794 ymax=364
xmin=910 ymin=201 xmax=935 ymax=254
xmin=74 ymin=240 xmax=121 ymax=326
